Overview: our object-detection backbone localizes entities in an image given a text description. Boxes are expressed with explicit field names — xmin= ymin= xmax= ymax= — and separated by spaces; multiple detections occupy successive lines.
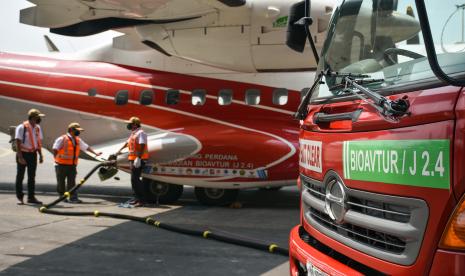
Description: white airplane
xmin=0 ymin=0 xmax=334 ymax=205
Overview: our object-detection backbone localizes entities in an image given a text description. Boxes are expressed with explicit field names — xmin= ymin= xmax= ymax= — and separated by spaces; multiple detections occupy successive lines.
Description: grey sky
xmin=0 ymin=0 xmax=116 ymax=54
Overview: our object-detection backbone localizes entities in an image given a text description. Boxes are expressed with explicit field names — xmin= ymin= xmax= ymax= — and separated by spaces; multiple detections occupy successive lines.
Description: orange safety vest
xmin=20 ymin=121 xmax=42 ymax=152
xmin=55 ymin=135 xmax=80 ymax=165
xmin=128 ymin=129 xmax=149 ymax=161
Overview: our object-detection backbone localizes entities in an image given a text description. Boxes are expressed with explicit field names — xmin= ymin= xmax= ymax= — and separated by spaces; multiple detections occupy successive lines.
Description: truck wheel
xmin=142 ymin=178 xmax=183 ymax=204
xmin=194 ymin=187 xmax=239 ymax=206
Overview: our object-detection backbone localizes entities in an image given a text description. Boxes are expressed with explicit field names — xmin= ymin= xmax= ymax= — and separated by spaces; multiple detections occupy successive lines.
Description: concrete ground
xmin=0 ymin=133 xmax=299 ymax=276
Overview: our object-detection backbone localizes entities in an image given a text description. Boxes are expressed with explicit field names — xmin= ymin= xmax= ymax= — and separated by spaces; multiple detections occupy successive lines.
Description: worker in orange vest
xmin=115 ymin=117 xmax=149 ymax=207
xmin=53 ymin=122 xmax=101 ymax=203
xmin=15 ymin=109 xmax=45 ymax=205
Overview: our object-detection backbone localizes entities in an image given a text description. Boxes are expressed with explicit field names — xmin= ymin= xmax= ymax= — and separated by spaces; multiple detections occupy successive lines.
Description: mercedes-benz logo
xmin=324 ymin=173 xmax=348 ymax=224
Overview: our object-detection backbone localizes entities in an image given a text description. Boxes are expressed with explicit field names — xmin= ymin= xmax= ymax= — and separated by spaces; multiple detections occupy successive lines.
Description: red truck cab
xmin=288 ymin=0 xmax=465 ymax=275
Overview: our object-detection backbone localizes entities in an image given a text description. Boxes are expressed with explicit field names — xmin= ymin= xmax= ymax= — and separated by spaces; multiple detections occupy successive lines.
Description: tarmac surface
xmin=0 ymin=133 xmax=299 ymax=276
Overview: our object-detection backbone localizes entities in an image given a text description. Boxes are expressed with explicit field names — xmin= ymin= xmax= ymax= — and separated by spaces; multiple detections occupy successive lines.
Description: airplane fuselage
xmin=0 ymin=52 xmax=304 ymax=190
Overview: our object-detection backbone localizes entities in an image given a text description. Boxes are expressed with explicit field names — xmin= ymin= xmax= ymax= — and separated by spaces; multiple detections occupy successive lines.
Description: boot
xmin=27 ymin=197 xmax=43 ymax=205
xmin=16 ymin=194 xmax=24 ymax=205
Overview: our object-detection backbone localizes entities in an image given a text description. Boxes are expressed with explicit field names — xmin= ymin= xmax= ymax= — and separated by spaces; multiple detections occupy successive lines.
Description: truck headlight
xmin=440 ymin=194 xmax=465 ymax=250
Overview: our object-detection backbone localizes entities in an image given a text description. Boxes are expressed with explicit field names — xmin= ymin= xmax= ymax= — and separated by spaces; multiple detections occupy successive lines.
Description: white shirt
xmin=53 ymin=133 xmax=89 ymax=152
xmin=15 ymin=122 xmax=43 ymax=150
xmin=131 ymin=128 xmax=147 ymax=144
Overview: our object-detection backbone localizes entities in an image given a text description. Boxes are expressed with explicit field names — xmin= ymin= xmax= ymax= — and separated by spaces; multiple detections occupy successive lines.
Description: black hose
xmin=44 ymin=162 xmax=107 ymax=208
xmin=39 ymin=163 xmax=289 ymax=257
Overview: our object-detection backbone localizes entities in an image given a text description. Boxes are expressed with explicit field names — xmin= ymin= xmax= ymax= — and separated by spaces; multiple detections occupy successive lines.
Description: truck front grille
xmin=311 ymin=207 xmax=406 ymax=254
xmin=301 ymin=173 xmax=429 ymax=266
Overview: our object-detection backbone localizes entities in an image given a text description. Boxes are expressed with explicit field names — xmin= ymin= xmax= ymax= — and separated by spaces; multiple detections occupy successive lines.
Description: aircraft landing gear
xmin=194 ymin=187 xmax=239 ymax=206
xmin=142 ymin=178 xmax=183 ymax=204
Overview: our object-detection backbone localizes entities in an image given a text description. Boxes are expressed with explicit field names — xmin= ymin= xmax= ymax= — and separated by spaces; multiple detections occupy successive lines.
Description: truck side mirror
xmin=286 ymin=1 xmax=308 ymax=53
xmin=286 ymin=0 xmax=320 ymax=64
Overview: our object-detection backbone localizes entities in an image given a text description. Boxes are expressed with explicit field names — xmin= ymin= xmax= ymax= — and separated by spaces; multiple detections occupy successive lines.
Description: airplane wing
xmin=20 ymin=0 xmax=324 ymax=73
xmin=20 ymin=0 xmax=246 ymax=36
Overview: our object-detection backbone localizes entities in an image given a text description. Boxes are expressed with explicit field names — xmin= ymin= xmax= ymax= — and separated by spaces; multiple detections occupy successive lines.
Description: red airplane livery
xmin=0 ymin=0 xmax=334 ymax=205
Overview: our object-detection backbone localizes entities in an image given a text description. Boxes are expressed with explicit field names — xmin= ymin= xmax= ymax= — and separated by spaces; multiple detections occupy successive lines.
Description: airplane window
xmin=88 ymin=88 xmax=98 ymax=97
xmin=115 ymin=90 xmax=129 ymax=105
xmin=218 ymin=89 xmax=233 ymax=105
xmin=192 ymin=89 xmax=206 ymax=106
xmin=166 ymin=89 xmax=179 ymax=105
xmin=245 ymin=89 xmax=260 ymax=105
xmin=140 ymin=89 xmax=154 ymax=106
xmin=273 ymin=88 xmax=288 ymax=105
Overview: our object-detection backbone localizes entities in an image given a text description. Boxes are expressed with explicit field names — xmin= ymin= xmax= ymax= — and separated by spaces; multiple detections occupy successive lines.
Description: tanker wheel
xmin=142 ymin=178 xmax=183 ymax=204
xmin=194 ymin=187 xmax=239 ymax=206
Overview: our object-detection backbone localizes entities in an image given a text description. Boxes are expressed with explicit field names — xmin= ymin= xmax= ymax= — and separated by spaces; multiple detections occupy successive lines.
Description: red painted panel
xmin=304 ymin=87 xmax=460 ymax=133
xmin=0 ymin=52 xmax=301 ymax=112
xmin=429 ymin=250 xmax=465 ymax=276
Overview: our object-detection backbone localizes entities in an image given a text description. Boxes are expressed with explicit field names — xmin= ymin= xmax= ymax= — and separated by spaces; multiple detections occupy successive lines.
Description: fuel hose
xmin=38 ymin=162 xmax=289 ymax=257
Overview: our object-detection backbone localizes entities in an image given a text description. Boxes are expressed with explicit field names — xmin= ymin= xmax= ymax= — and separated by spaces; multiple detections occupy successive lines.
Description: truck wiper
xmin=294 ymin=71 xmax=324 ymax=120
xmin=341 ymin=76 xmax=410 ymax=123
xmin=329 ymin=77 xmax=385 ymax=91
xmin=294 ymin=69 xmax=410 ymax=123
xmin=294 ymin=70 xmax=375 ymax=120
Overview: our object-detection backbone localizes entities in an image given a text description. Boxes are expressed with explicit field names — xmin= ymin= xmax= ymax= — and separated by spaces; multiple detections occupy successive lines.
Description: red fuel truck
xmin=287 ymin=0 xmax=465 ymax=275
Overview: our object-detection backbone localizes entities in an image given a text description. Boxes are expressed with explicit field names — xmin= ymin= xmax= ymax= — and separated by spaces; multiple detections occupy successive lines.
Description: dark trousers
xmin=131 ymin=160 xmax=146 ymax=201
xmin=55 ymin=164 xmax=78 ymax=200
xmin=15 ymin=151 xmax=37 ymax=199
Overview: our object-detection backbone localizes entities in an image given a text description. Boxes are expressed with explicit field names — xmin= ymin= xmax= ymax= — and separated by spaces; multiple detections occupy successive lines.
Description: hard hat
xmin=68 ymin=122 xmax=84 ymax=131
xmin=125 ymin=117 xmax=141 ymax=125
xmin=28 ymin=109 xmax=45 ymax=118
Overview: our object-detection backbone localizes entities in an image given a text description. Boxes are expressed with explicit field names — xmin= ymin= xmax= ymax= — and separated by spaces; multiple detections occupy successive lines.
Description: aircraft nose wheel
xmin=151 ymin=183 xmax=169 ymax=206
xmin=152 ymin=182 xmax=169 ymax=195
xmin=194 ymin=187 xmax=239 ymax=206
xmin=205 ymin=188 xmax=225 ymax=199
xmin=142 ymin=178 xmax=183 ymax=204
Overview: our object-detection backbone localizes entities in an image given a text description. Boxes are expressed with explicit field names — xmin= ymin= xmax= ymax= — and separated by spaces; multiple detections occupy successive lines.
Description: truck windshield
xmin=311 ymin=0 xmax=465 ymax=101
